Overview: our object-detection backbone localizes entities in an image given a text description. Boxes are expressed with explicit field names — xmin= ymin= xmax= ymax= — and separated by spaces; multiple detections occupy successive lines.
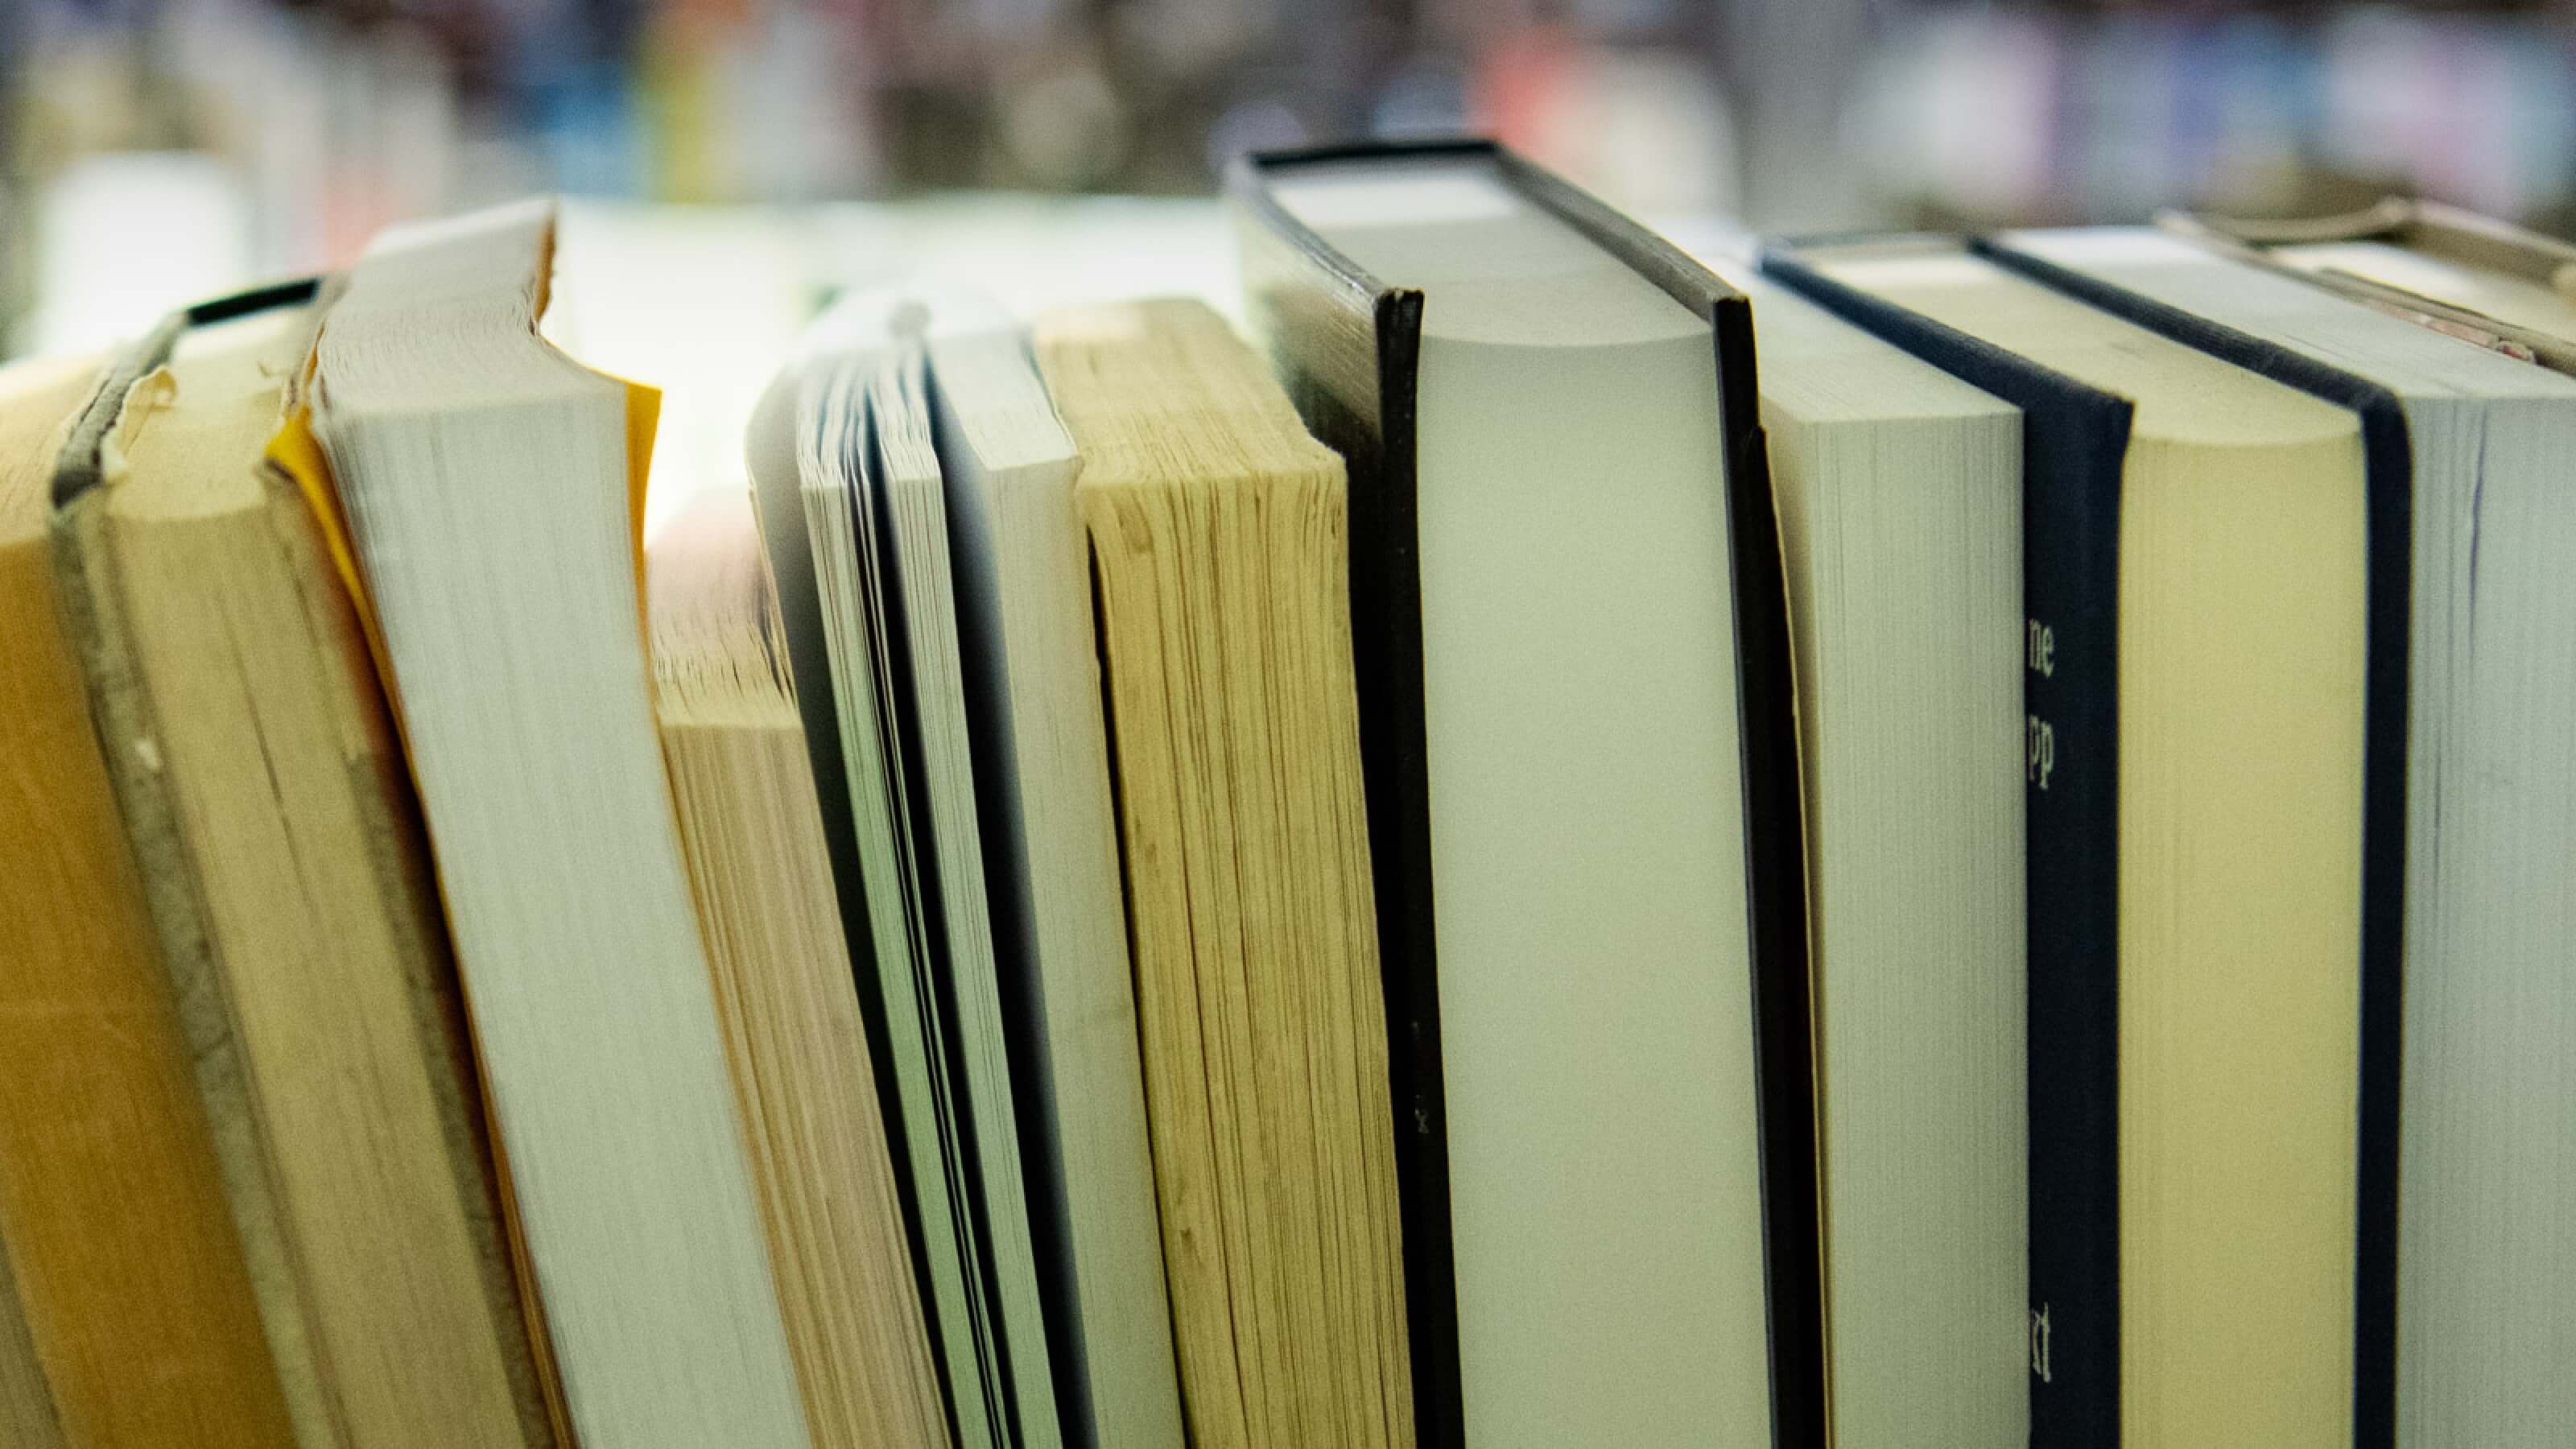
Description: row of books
xmin=2 ymin=142 xmax=2571 ymax=1449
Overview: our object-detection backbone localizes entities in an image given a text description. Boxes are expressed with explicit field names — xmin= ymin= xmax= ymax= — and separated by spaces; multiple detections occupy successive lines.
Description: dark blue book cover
xmin=1765 ymin=237 xmax=2409 ymax=1448
xmin=1761 ymin=242 xmax=2130 ymax=1448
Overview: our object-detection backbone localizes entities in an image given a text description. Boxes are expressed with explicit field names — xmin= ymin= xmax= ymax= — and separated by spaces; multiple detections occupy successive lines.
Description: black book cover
xmin=1761 ymin=241 xmax=2131 ymax=1449
xmin=1971 ymin=236 xmax=2411 ymax=1449
xmin=1230 ymin=138 xmax=1822 ymax=1449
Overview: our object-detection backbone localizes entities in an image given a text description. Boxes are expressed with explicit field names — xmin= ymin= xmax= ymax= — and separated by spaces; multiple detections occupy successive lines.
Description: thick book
xmin=1691 ymin=253 xmax=2030 ymax=1449
xmin=1767 ymin=235 xmax=2399 ymax=1448
xmin=49 ymin=283 xmax=560 ymax=1449
xmin=1031 ymin=296 xmax=1412 ymax=1449
xmin=295 ymin=200 xmax=809 ymax=1449
xmin=1988 ymin=225 xmax=2576 ymax=1447
xmin=0 ymin=349 xmax=297 ymax=1448
xmin=1229 ymin=139 xmax=1818 ymax=1449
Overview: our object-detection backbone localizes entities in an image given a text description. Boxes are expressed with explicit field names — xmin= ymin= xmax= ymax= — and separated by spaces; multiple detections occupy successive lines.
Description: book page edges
xmin=261 ymin=377 xmax=658 ymax=1449
xmin=265 ymin=375 xmax=661 ymax=724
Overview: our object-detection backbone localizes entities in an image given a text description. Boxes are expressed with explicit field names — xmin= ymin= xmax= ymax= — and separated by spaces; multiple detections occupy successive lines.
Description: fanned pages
xmin=1034 ymin=297 xmax=1413 ymax=1449
xmin=2171 ymin=200 xmax=2576 ymax=375
xmin=760 ymin=303 xmax=1051 ymax=1448
xmin=48 ymin=286 xmax=557 ymax=1449
xmin=866 ymin=338 xmax=1063 ymax=1449
xmin=1694 ymin=256 xmax=2030 ymax=1448
xmin=751 ymin=316 xmax=1005 ymax=1449
xmin=0 ymin=350 xmax=298 ymax=1448
xmin=305 ymin=200 xmax=809 ymax=1449
xmin=750 ymin=287 xmax=1186 ymax=1449
xmin=650 ymin=487 xmax=951 ymax=1449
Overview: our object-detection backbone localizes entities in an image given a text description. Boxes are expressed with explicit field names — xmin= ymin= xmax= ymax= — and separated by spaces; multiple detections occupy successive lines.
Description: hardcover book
xmin=1990 ymin=225 xmax=2576 ymax=1446
xmin=1232 ymin=139 xmax=1818 ymax=1449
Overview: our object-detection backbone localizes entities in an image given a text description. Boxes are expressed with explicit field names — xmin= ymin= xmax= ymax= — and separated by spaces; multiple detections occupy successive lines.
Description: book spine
xmin=1757 ymin=249 xmax=2129 ymax=1446
xmin=2015 ymin=395 xmax=2124 ymax=1449
xmin=1710 ymin=308 xmax=1825 ymax=1449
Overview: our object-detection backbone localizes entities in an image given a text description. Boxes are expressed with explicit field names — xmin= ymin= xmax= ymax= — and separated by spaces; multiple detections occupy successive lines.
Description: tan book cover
xmin=0 ymin=354 xmax=296 ymax=1445
xmin=650 ymin=486 xmax=950 ymax=1449
xmin=47 ymin=287 xmax=559 ymax=1449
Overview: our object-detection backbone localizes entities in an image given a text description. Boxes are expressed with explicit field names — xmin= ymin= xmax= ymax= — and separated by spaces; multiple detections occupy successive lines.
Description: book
xmin=21 ymin=175 xmax=2574 ymax=1449
xmin=1229 ymin=140 xmax=1817 ymax=1448
xmin=750 ymin=295 xmax=1054 ymax=1449
xmin=1767 ymin=236 xmax=2388 ymax=1448
xmin=649 ymin=486 xmax=951 ymax=1449
xmin=1691 ymin=254 xmax=2030 ymax=1448
xmin=1031 ymin=295 xmax=1411 ymax=1449
xmin=48 ymin=281 xmax=560 ymax=1449
xmin=750 ymin=284 xmax=1193 ymax=1449
xmin=1986 ymin=224 xmax=2576 ymax=1447
xmin=0 ymin=349 xmax=297 ymax=1447
xmin=923 ymin=292 xmax=1183 ymax=1449
xmin=295 ymin=200 xmax=809 ymax=1449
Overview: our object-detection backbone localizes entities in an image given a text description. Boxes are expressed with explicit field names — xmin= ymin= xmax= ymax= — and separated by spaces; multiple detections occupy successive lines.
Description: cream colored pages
xmin=651 ymin=488 xmax=951 ymax=1449
xmin=1038 ymin=299 xmax=1411 ymax=1449
xmin=2115 ymin=424 xmax=2364 ymax=1449
xmin=1816 ymin=250 xmax=2367 ymax=1449
xmin=2004 ymin=227 xmax=2576 ymax=1445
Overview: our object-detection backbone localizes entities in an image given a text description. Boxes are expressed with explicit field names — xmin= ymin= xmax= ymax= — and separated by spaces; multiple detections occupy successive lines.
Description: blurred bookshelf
xmin=1852 ymin=8 xmax=2576 ymax=233
xmin=9 ymin=0 xmax=2576 ymax=353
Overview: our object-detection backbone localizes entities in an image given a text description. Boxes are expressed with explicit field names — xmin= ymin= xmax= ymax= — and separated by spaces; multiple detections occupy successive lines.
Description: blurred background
xmin=9 ymin=0 xmax=2576 ymax=383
